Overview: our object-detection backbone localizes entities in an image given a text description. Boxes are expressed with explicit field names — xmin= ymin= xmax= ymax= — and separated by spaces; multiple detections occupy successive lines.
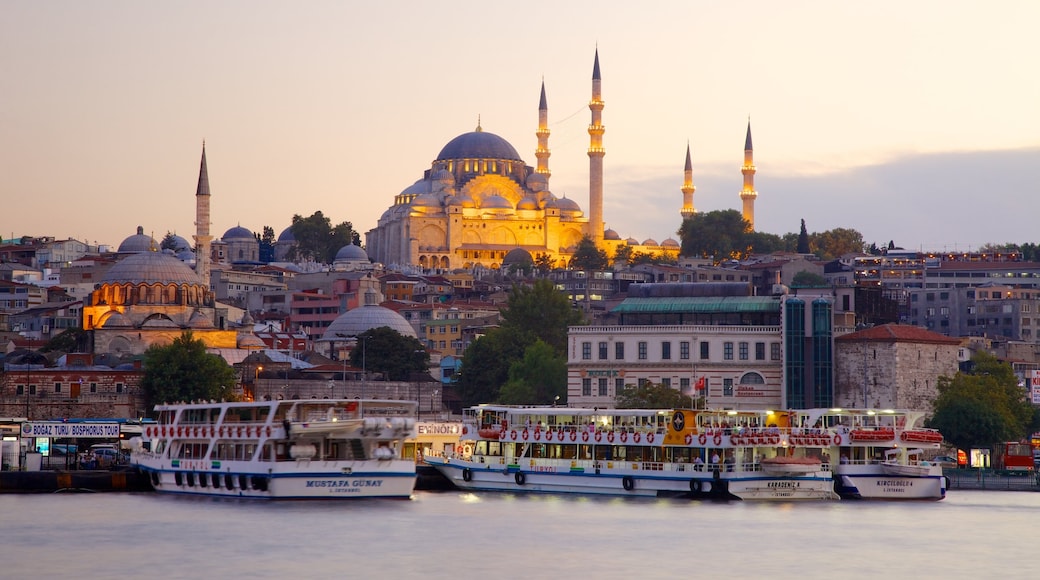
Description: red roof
xmin=835 ymin=324 xmax=962 ymax=345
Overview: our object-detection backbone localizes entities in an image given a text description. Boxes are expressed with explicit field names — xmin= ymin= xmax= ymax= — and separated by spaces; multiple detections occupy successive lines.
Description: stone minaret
xmin=535 ymin=80 xmax=551 ymax=177
xmin=740 ymin=121 xmax=758 ymax=230
xmin=587 ymin=49 xmax=605 ymax=245
xmin=193 ymin=143 xmax=213 ymax=287
xmin=681 ymin=142 xmax=696 ymax=219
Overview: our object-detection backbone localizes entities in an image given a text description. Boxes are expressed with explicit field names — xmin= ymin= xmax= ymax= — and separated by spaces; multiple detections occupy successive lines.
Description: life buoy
xmin=246 ymin=426 xmax=252 ymax=437
xmin=647 ymin=433 xmax=655 ymax=444
xmin=685 ymin=433 xmax=694 ymax=445
xmin=237 ymin=426 xmax=243 ymax=437
xmin=456 ymin=445 xmax=464 ymax=454
xmin=730 ymin=435 xmax=739 ymax=446
xmin=622 ymin=476 xmax=635 ymax=491
xmin=697 ymin=433 xmax=707 ymax=445
xmin=462 ymin=426 xmax=468 ymax=435
xmin=499 ymin=430 xmax=507 ymax=440
xmin=595 ymin=432 xmax=602 ymax=442
xmin=515 ymin=472 xmax=526 ymax=486
xmin=582 ymin=431 xmax=590 ymax=442
xmin=533 ymin=430 xmax=541 ymax=441
xmin=570 ymin=431 xmax=577 ymax=442
xmin=900 ymin=432 xmax=909 ymax=442
xmin=690 ymin=479 xmax=702 ymax=493
xmin=713 ymin=433 xmax=722 ymax=446
xmin=522 ymin=429 xmax=530 ymax=441
xmin=266 ymin=426 xmax=272 ymax=437
xmin=510 ymin=430 xmax=517 ymax=441
xmin=607 ymin=432 xmax=615 ymax=443
xmin=462 ymin=468 xmax=472 ymax=482
xmin=834 ymin=434 xmax=843 ymax=446
xmin=620 ymin=432 xmax=628 ymax=443
xmin=633 ymin=432 xmax=641 ymax=443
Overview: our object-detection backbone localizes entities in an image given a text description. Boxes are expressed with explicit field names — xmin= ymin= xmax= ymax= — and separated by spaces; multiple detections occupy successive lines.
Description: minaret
xmin=535 ymin=80 xmax=551 ymax=177
xmin=681 ymin=142 xmax=696 ymax=219
xmin=587 ymin=49 xmax=605 ymax=245
xmin=193 ymin=143 xmax=213 ymax=287
xmin=740 ymin=120 xmax=758 ymax=230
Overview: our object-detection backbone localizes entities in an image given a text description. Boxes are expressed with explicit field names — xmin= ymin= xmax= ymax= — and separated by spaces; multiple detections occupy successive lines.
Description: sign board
xmin=20 ymin=422 xmax=121 ymax=439
xmin=1031 ymin=370 xmax=1040 ymax=405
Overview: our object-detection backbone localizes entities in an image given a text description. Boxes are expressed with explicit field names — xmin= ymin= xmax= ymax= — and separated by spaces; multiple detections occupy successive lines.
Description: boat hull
xmin=723 ymin=474 xmax=839 ymax=500
xmin=835 ymin=468 xmax=946 ymax=500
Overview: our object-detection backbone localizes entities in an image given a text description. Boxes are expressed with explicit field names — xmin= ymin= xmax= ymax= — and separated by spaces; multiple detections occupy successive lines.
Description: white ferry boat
xmin=424 ymin=405 xmax=840 ymax=500
xmin=824 ymin=408 xmax=946 ymax=500
xmin=130 ymin=399 xmax=418 ymax=499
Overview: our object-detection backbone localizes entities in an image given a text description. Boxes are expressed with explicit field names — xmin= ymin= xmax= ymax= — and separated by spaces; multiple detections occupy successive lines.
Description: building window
xmin=616 ymin=378 xmax=625 ymax=392
xmin=598 ymin=378 xmax=608 ymax=396
xmin=598 ymin=342 xmax=608 ymax=360
xmin=90 ymin=383 xmax=97 ymax=393
xmin=723 ymin=378 xmax=733 ymax=397
xmin=771 ymin=343 xmax=781 ymax=361
xmin=739 ymin=342 xmax=749 ymax=361
xmin=638 ymin=342 xmax=648 ymax=360
xmin=582 ymin=378 xmax=592 ymax=396
xmin=700 ymin=341 xmax=709 ymax=360
xmin=662 ymin=341 xmax=672 ymax=360
xmin=755 ymin=342 xmax=766 ymax=361
xmin=582 ymin=342 xmax=592 ymax=360
xmin=662 ymin=378 xmax=671 ymax=388
xmin=54 ymin=382 xmax=62 ymax=393
xmin=615 ymin=342 xmax=625 ymax=360
xmin=29 ymin=385 xmax=37 ymax=395
xmin=680 ymin=377 xmax=690 ymax=391
xmin=116 ymin=383 xmax=124 ymax=393
xmin=680 ymin=341 xmax=690 ymax=360
xmin=16 ymin=385 xmax=24 ymax=395
xmin=724 ymin=342 xmax=734 ymax=360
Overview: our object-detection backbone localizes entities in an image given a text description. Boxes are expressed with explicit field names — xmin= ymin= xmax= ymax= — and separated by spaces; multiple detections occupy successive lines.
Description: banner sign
xmin=21 ymin=422 xmax=121 ymax=439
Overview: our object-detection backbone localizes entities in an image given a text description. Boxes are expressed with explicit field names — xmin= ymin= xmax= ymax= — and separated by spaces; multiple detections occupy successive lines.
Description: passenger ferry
xmin=825 ymin=408 xmax=946 ymax=500
xmin=424 ymin=405 xmax=840 ymax=500
xmin=130 ymin=399 xmax=418 ymax=499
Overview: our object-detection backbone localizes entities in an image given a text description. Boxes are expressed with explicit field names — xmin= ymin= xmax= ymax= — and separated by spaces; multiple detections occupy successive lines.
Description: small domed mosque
xmin=365 ymin=49 xmax=759 ymax=270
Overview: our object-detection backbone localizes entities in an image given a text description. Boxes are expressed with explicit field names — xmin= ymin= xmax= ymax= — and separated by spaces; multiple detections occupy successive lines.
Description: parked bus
xmin=1002 ymin=441 xmax=1034 ymax=472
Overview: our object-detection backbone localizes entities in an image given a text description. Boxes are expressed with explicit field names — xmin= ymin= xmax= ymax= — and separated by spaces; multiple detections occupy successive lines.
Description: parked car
xmin=85 ymin=444 xmax=125 ymax=468
xmin=42 ymin=444 xmax=78 ymax=468
xmin=931 ymin=455 xmax=958 ymax=468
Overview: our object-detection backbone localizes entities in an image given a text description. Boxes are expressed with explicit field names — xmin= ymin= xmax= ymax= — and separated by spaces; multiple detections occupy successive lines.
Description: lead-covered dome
xmin=118 ymin=226 xmax=157 ymax=253
xmin=102 ymin=251 xmax=206 ymax=286
xmin=436 ymin=128 xmax=522 ymax=162
xmin=223 ymin=225 xmax=254 ymax=240
xmin=322 ymin=305 xmax=417 ymax=339
xmin=334 ymin=244 xmax=369 ymax=262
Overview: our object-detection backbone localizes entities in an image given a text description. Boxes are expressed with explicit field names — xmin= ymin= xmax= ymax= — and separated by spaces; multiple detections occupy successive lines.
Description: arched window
xmin=739 ymin=372 xmax=765 ymax=385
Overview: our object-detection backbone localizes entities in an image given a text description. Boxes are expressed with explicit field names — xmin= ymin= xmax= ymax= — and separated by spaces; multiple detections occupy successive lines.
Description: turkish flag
xmin=695 ymin=376 xmax=706 ymax=391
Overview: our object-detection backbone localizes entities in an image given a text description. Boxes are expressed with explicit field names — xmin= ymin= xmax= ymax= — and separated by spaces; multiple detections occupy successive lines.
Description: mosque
xmin=365 ymin=50 xmax=760 ymax=271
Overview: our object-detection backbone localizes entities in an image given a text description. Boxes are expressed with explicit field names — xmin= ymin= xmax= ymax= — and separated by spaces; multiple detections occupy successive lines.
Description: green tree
xmin=613 ymin=244 xmax=632 ymax=267
xmin=570 ymin=235 xmax=609 ymax=270
xmin=677 ymin=209 xmax=753 ymax=263
xmin=791 ymin=270 xmax=828 ymax=287
xmin=615 ymin=382 xmax=692 ymax=409
xmin=288 ymin=211 xmax=363 ymax=263
xmin=141 ymin=331 xmax=238 ymax=411
xmin=160 ymin=232 xmax=181 ymax=252
xmin=497 ymin=340 xmax=567 ymax=405
xmin=257 ymin=225 xmax=276 ymax=262
xmin=500 ymin=278 xmax=584 ymax=352
xmin=349 ymin=327 xmax=429 ymax=382
xmin=455 ymin=329 xmax=528 ymax=406
xmin=928 ymin=352 xmax=1039 ymax=453
xmin=811 ymin=227 xmax=865 ymax=260
xmin=534 ymin=253 xmax=556 ymax=274
xmin=41 ymin=328 xmax=88 ymax=353
xmin=797 ymin=219 xmax=810 ymax=254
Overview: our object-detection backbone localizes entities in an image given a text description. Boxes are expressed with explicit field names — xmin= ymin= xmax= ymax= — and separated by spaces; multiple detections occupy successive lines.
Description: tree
xmin=257 ymin=225 xmax=276 ymax=263
xmin=160 ymin=232 xmax=181 ymax=252
xmin=811 ymin=227 xmax=865 ymax=260
xmin=612 ymin=244 xmax=632 ymax=267
xmin=677 ymin=209 xmax=753 ymax=263
xmin=570 ymin=235 xmax=609 ymax=270
xmin=533 ymin=253 xmax=556 ymax=274
xmin=615 ymin=382 xmax=692 ymax=409
xmin=288 ymin=211 xmax=363 ymax=263
xmin=927 ymin=352 xmax=1039 ymax=453
xmin=497 ymin=340 xmax=567 ymax=405
xmin=791 ymin=270 xmax=828 ymax=287
xmin=349 ymin=327 xmax=429 ymax=382
xmin=455 ymin=329 xmax=528 ymax=406
xmin=141 ymin=331 xmax=238 ymax=411
xmin=500 ymin=278 xmax=584 ymax=352
xmin=41 ymin=328 xmax=89 ymax=353
xmin=797 ymin=219 xmax=810 ymax=254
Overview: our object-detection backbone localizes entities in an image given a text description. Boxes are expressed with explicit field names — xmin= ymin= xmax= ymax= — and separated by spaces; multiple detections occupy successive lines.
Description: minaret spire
xmin=587 ymin=48 xmax=605 ymax=245
xmin=681 ymin=141 xmax=696 ymax=219
xmin=535 ymin=79 xmax=551 ymax=177
xmin=740 ymin=119 xmax=758 ymax=230
xmin=193 ymin=142 xmax=213 ymax=287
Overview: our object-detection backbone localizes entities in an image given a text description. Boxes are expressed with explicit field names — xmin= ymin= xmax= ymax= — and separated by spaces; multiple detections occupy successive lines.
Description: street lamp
xmin=255 ymin=365 xmax=263 ymax=400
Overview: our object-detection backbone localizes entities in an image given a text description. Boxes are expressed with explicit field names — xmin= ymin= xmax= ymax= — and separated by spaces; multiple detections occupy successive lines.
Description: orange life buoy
xmin=698 ymin=433 xmax=707 ymax=445
xmin=499 ymin=429 xmax=507 ymax=441
xmin=456 ymin=445 xmax=464 ymax=454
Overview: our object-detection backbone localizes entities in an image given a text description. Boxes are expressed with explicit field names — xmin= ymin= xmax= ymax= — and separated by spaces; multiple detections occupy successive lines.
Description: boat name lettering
xmin=305 ymin=479 xmax=384 ymax=488
xmin=876 ymin=480 xmax=912 ymax=487
xmin=766 ymin=481 xmax=800 ymax=488
xmin=532 ymin=466 xmax=557 ymax=473
xmin=418 ymin=423 xmax=461 ymax=435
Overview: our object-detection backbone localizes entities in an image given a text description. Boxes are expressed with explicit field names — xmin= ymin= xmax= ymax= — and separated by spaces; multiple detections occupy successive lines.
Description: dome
xmin=481 ymin=194 xmax=513 ymax=210
xmin=435 ymin=129 xmax=522 ymax=162
xmin=223 ymin=225 xmax=254 ymax=240
xmin=502 ymin=248 xmax=534 ymax=266
xmin=168 ymin=235 xmax=192 ymax=252
xmin=401 ymin=179 xmax=431 ymax=196
xmin=556 ymin=197 xmax=583 ymax=215
xmin=322 ymin=305 xmax=417 ymax=340
xmin=448 ymin=193 xmax=476 ymax=208
xmin=604 ymin=229 xmax=621 ymax=240
xmin=99 ymin=311 xmax=132 ymax=328
xmin=626 ymin=237 xmax=640 ymax=245
xmin=526 ymin=172 xmax=548 ymax=191
xmin=516 ymin=196 xmax=539 ymax=210
xmin=642 ymin=239 xmax=659 ymax=246
xmin=237 ymin=334 xmax=265 ymax=349
xmin=102 ymin=251 xmax=206 ymax=286
xmin=334 ymin=244 xmax=369 ymax=262
xmin=277 ymin=227 xmax=295 ymax=242
xmin=433 ymin=168 xmax=455 ymax=184
xmin=661 ymin=238 xmax=680 ymax=248
xmin=189 ymin=310 xmax=215 ymax=329
xmin=411 ymin=193 xmax=441 ymax=208
xmin=118 ymin=226 xmax=157 ymax=253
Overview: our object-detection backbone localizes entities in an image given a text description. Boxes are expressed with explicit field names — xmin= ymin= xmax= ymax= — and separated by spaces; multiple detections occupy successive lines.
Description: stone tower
xmin=535 ymin=80 xmax=551 ymax=177
xmin=587 ymin=49 xmax=605 ymax=245
xmin=681 ymin=142 xmax=696 ymax=219
xmin=740 ymin=121 xmax=758 ymax=230
xmin=193 ymin=143 xmax=213 ymax=287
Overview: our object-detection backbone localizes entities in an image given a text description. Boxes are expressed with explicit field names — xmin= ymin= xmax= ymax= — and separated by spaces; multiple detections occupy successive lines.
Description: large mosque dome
xmin=118 ymin=226 xmax=157 ymax=253
xmin=436 ymin=129 xmax=522 ymax=162
xmin=102 ymin=251 xmax=206 ymax=286
xmin=322 ymin=305 xmax=417 ymax=339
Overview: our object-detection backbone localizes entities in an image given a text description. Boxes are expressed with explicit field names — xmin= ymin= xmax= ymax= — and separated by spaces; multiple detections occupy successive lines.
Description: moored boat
xmin=131 ymin=398 xmax=417 ymax=499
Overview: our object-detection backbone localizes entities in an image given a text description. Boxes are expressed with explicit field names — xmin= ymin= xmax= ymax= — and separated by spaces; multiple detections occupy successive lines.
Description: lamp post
xmin=255 ymin=365 xmax=263 ymax=400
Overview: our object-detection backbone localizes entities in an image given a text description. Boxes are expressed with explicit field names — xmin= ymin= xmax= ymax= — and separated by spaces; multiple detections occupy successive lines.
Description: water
xmin=2 ymin=490 xmax=1036 ymax=579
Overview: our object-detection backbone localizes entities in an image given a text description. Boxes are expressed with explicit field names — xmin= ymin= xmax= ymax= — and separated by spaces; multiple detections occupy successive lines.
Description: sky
xmin=3 ymin=1 xmax=1038 ymax=253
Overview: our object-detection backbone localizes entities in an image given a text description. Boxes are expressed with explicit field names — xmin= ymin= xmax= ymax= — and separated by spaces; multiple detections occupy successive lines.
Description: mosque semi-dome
xmin=322 ymin=305 xmax=417 ymax=339
xmin=118 ymin=226 xmax=157 ymax=253
xmin=102 ymin=251 xmax=206 ymax=286
xmin=481 ymin=194 xmax=513 ymax=210
xmin=436 ymin=129 xmax=522 ymax=162
xmin=222 ymin=225 xmax=254 ymax=240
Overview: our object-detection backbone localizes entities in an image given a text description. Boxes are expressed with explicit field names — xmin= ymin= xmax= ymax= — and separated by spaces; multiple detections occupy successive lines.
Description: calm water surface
xmin=2 ymin=490 xmax=1036 ymax=579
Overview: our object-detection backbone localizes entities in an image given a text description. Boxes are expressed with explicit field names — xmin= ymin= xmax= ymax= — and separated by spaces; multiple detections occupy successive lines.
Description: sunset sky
xmin=3 ymin=2 xmax=1038 ymax=253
